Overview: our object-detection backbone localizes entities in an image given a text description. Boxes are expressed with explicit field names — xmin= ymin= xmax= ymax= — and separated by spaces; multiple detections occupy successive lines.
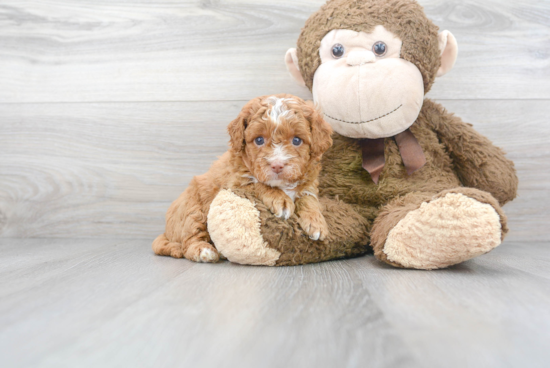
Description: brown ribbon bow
xmin=359 ymin=128 xmax=426 ymax=184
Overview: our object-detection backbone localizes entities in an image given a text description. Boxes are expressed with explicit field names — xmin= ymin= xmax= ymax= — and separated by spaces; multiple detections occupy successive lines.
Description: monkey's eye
xmin=331 ymin=43 xmax=345 ymax=59
xmin=292 ymin=137 xmax=302 ymax=146
xmin=255 ymin=137 xmax=265 ymax=146
xmin=373 ymin=41 xmax=387 ymax=57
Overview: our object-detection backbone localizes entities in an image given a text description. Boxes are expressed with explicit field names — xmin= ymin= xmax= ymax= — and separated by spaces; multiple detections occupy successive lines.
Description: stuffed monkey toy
xmin=205 ymin=0 xmax=518 ymax=268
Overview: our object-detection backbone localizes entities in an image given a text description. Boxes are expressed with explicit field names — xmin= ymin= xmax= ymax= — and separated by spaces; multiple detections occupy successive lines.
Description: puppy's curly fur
xmin=153 ymin=94 xmax=333 ymax=262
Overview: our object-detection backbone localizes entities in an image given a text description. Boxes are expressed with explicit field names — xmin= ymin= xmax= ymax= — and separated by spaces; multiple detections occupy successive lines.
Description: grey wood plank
xmin=0 ymin=238 xmax=125 ymax=274
xmin=0 ymin=238 xmax=198 ymax=368
xmin=0 ymin=0 xmax=548 ymax=103
xmin=354 ymin=242 xmax=550 ymax=368
xmin=1 ymin=239 xmax=549 ymax=368
xmin=0 ymin=99 xmax=547 ymax=240
xmin=0 ymin=101 xmax=238 ymax=239
xmin=0 ymin=238 xmax=417 ymax=368
xmin=0 ymin=238 xmax=137 ymax=297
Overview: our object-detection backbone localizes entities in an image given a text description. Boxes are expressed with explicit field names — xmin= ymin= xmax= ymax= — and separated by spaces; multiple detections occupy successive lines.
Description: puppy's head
xmin=228 ymin=94 xmax=332 ymax=187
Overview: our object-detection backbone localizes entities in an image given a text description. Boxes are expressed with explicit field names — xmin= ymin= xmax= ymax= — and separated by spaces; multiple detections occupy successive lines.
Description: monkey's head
xmin=285 ymin=0 xmax=458 ymax=139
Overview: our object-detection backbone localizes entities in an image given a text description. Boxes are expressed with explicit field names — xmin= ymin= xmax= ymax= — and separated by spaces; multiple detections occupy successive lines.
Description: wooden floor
xmin=1 ymin=238 xmax=549 ymax=368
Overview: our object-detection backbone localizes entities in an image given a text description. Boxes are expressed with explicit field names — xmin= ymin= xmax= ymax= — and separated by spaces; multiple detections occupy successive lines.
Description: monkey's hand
xmin=427 ymin=100 xmax=518 ymax=206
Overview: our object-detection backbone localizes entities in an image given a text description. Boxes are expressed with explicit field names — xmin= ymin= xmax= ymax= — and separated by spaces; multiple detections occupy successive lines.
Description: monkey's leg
xmin=207 ymin=189 xmax=371 ymax=266
xmin=371 ymin=188 xmax=508 ymax=270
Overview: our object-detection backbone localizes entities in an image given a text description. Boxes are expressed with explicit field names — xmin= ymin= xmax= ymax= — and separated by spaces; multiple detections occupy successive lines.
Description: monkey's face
xmin=312 ymin=25 xmax=425 ymax=139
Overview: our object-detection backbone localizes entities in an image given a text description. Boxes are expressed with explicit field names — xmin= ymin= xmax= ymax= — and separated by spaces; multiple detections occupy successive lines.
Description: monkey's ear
xmin=285 ymin=48 xmax=307 ymax=87
xmin=437 ymin=31 xmax=458 ymax=77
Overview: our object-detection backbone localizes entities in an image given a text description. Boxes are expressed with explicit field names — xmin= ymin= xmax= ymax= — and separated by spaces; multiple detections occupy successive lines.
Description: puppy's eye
xmin=331 ymin=43 xmax=345 ymax=59
xmin=292 ymin=137 xmax=302 ymax=146
xmin=373 ymin=41 xmax=387 ymax=56
xmin=254 ymin=137 xmax=265 ymax=146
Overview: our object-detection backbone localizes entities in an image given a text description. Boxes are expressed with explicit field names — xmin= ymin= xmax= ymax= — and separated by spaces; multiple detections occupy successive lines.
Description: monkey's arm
xmin=424 ymin=100 xmax=518 ymax=206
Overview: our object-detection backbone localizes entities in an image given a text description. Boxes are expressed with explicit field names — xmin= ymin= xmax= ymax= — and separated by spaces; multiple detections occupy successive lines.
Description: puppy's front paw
xmin=298 ymin=210 xmax=329 ymax=241
xmin=266 ymin=195 xmax=295 ymax=220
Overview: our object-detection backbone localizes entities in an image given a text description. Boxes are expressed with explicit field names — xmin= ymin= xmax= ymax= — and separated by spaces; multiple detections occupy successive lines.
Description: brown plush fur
xmin=230 ymin=188 xmax=371 ymax=266
xmin=153 ymin=94 xmax=333 ymax=261
xmin=227 ymin=98 xmax=517 ymax=266
xmin=370 ymin=187 xmax=509 ymax=267
xmin=297 ymin=0 xmax=441 ymax=92
xmin=210 ymin=0 xmax=519 ymax=268
xmin=318 ymin=99 xmax=518 ymax=209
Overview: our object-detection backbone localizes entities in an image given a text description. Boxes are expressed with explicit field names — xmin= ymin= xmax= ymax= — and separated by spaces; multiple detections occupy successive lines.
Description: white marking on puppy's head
xmin=267 ymin=143 xmax=294 ymax=164
xmin=265 ymin=96 xmax=296 ymax=125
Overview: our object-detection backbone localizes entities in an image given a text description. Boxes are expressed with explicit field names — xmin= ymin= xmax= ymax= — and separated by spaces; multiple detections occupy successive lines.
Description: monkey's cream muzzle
xmin=312 ymin=27 xmax=425 ymax=139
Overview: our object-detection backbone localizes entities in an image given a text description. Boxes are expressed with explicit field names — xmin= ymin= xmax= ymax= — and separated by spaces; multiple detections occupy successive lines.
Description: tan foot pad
xmin=384 ymin=193 xmax=502 ymax=269
xmin=207 ymin=190 xmax=281 ymax=266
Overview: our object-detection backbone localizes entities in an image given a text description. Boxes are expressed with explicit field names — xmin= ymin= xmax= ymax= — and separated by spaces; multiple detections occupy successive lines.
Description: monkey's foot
xmin=374 ymin=190 xmax=504 ymax=270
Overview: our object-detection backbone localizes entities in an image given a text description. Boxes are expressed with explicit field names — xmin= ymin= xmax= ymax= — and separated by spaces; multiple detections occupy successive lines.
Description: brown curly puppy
xmin=152 ymin=94 xmax=333 ymax=262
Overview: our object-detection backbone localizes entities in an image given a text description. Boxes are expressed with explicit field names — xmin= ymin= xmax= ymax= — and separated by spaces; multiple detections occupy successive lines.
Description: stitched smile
xmin=324 ymin=104 xmax=403 ymax=125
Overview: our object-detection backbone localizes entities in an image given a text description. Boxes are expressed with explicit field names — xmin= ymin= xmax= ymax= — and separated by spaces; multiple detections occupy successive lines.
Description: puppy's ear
xmin=227 ymin=111 xmax=247 ymax=153
xmin=228 ymin=99 xmax=259 ymax=152
xmin=306 ymin=102 xmax=333 ymax=159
